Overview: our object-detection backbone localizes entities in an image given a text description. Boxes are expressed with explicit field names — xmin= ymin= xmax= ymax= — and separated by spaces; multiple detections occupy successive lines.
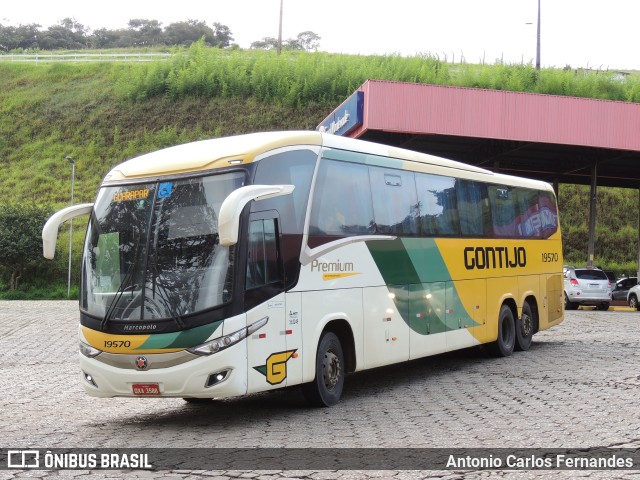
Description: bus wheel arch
xmin=488 ymin=300 xmax=517 ymax=357
xmin=302 ymin=319 xmax=355 ymax=407
xmin=515 ymin=297 xmax=538 ymax=351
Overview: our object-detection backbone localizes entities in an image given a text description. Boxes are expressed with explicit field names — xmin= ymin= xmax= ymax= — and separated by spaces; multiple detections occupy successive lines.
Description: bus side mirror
xmin=218 ymin=185 xmax=294 ymax=247
xmin=42 ymin=203 xmax=94 ymax=259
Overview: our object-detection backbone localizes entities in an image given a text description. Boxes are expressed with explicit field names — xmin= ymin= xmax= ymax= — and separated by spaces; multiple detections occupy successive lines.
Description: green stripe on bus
xmin=136 ymin=321 xmax=223 ymax=350
xmin=367 ymin=238 xmax=478 ymax=333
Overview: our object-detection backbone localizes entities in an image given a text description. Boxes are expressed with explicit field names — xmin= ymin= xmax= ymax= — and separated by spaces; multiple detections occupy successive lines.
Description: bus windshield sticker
xmin=157 ymin=182 xmax=173 ymax=199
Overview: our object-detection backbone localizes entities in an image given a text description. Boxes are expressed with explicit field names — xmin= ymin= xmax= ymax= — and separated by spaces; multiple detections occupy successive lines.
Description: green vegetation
xmin=1 ymin=45 xmax=639 ymax=298
xmin=118 ymin=42 xmax=640 ymax=105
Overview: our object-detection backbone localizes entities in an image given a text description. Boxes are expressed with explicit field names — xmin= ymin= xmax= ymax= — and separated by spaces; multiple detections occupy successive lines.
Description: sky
xmin=2 ymin=0 xmax=639 ymax=70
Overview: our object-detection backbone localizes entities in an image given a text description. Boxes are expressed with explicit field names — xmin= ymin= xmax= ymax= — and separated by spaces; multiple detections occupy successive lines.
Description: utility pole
xmin=536 ymin=0 xmax=541 ymax=70
xmin=66 ymin=156 xmax=75 ymax=297
xmin=277 ymin=0 xmax=283 ymax=55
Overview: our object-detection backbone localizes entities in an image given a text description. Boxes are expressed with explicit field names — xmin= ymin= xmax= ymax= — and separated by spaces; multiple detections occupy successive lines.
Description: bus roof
xmin=102 ymin=131 xmax=553 ymax=192
xmin=103 ymin=131 xmax=322 ymax=183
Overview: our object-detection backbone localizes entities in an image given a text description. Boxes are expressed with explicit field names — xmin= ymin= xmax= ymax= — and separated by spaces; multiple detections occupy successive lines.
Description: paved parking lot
xmin=1 ymin=301 xmax=639 ymax=479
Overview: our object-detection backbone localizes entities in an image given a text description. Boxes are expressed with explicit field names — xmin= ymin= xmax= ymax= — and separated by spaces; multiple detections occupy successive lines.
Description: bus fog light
xmin=83 ymin=371 xmax=98 ymax=387
xmin=206 ymin=370 xmax=230 ymax=388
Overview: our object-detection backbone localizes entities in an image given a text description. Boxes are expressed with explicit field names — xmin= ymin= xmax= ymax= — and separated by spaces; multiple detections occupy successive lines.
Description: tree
xmin=0 ymin=23 xmax=41 ymax=51
xmin=127 ymin=19 xmax=163 ymax=46
xmin=0 ymin=204 xmax=52 ymax=290
xmin=212 ymin=22 xmax=234 ymax=48
xmin=250 ymin=36 xmax=279 ymax=50
xmin=39 ymin=18 xmax=88 ymax=50
xmin=295 ymin=31 xmax=320 ymax=51
xmin=251 ymin=31 xmax=320 ymax=51
xmin=163 ymin=20 xmax=217 ymax=47
xmin=89 ymin=28 xmax=128 ymax=49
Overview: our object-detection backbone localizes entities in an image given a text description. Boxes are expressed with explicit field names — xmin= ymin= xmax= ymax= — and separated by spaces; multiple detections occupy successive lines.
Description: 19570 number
xmin=541 ymin=252 xmax=559 ymax=263
xmin=104 ymin=340 xmax=131 ymax=348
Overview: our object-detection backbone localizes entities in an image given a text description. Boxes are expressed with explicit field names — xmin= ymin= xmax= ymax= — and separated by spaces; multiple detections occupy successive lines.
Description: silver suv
xmin=563 ymin=266 xmax=612 ymax=311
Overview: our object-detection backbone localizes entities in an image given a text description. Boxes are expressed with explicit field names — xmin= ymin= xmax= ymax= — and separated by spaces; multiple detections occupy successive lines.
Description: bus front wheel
xmin=488 ymin=304 xmax=516 ymax=357
xmin=302 ymin=331 xmax=344 ymax=407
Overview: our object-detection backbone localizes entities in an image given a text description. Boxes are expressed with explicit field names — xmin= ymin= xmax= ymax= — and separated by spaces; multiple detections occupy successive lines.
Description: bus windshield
xmin=81 ymin=171 xmax=245 ymax=323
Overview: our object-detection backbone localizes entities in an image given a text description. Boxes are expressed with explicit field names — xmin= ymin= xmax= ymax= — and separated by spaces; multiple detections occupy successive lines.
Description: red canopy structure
xmin=318 ymin=80 xmax=640 ymax=188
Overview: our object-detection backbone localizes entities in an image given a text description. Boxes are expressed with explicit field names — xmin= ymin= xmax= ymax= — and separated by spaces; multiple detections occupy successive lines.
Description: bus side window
xmin=246 ymin=218 xmax=280 ymax=290
xmin=456 ymin=180 xmax=488 ymax=236
xmin=516 ymin=188 xmax=543 ymax=238
xmin=488 ymin=185 xmax=518 ymax=237
xmin=415 ymin=173 xmax=460 ymax=236
xmin=309 ymin=160 xmax=374 ymax=237
xmin=538 ymin=191 xmax=559 ymax=238
xmin=369 ymin=168 xmax=418 ymax=236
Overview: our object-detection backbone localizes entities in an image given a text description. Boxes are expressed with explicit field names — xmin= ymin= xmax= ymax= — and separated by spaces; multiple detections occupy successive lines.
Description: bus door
xmin=244 ymin=215 xmax=290 ymax=393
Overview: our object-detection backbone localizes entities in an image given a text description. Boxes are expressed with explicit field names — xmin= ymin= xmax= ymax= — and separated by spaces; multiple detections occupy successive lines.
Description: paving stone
xmin=2 ymin=302 xmax=639 ymax=479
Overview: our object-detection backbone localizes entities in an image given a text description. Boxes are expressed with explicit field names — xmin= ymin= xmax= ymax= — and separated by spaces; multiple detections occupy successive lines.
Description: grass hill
xmin=1 ymin=44 xmax=639 ymax=297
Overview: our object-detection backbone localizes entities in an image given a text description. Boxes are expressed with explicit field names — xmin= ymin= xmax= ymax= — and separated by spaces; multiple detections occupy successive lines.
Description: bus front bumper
xmin=78 ymin=343 xmax=248 ymax=399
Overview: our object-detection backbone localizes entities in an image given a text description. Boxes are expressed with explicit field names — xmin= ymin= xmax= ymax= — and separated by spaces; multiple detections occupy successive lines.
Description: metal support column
xmin=637 ymin=188 xmax=640 ymax=279
xmin=587 ymin=164 xmax=598 ymax=267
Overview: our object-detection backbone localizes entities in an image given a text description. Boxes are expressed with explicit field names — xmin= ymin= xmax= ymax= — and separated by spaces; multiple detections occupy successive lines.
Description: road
xmin=1 ymin=301 xmax=639 ymax=479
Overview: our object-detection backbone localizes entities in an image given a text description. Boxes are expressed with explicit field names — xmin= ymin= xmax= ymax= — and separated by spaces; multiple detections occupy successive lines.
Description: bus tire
xmin=515 ymin=302 xmax=534 ymax=351
xmin=488 ymin=304 xmax=516 ymax=357
xmin=302 ymin=331 xmax=344 ymax=407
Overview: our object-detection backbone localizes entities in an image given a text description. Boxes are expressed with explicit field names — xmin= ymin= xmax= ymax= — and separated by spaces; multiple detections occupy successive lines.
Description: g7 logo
xmin=254 ymin=350 xmax=297 ymax=385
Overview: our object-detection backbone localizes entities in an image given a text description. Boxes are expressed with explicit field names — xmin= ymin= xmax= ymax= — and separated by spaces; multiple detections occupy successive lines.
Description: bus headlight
xmin=188 ymin=316 xmax=269 ymax=356
xmin=80 ymin=341 xmax=102 ymax=358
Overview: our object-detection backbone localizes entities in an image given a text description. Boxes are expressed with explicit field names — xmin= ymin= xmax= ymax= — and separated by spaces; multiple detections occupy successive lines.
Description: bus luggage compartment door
xmin=363 ymin=286 xmax=410 ymax=369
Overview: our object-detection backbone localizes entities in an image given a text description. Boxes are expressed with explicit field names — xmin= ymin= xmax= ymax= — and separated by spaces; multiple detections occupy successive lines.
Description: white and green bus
xmin=42 ymin=131 xmax=564 ymax=406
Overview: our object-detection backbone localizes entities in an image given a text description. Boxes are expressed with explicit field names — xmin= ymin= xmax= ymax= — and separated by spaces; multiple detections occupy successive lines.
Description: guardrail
xmin=0 ymin=53 xmax=173 ymax=63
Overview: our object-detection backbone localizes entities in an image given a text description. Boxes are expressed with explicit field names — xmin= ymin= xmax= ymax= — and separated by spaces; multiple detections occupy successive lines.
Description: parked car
xmin=611 ymin=277 xmax=638 ymax=301
xmin=600 ymin=269 xmax=617 ymax=285
xmin=563 ymin=266 xmax=612 ymax=310
xmin=627 ymin=284 xmax=640 ymax=310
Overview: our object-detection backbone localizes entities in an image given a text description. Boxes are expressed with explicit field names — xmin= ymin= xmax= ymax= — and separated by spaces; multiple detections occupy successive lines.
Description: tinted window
xmin=309 ymin=160 xmax=374 ymax=236
xmin=575 ymin=270 xmax=608 ymax=280
xmin=488 ymin=185 xmax=518 ymax=237
xmin=246 ymin=218 xmax=280 ymax=289
xmin=538 ymin=191 xmax=559 ymax=238
xmin=369 ymin=168 xmax=418 ymax=235
xmin=415 ymin=173 xmax=460 ymax=236
xmin=252 ymin=149 xmax=317 ymax=234
xmin=516 ymin=188 xmax=542 ymax=238
xmin=456 ymin=180 xmax=488 ymax=236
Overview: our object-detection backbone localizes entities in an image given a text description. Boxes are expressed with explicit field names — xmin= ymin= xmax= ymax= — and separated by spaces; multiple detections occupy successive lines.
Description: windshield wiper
xmin=100 ymin=235 xmax=141 ymax=331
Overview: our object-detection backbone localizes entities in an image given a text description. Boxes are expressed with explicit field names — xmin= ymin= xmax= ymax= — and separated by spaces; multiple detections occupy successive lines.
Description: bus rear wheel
xmin=515 ymin=302 xmax=534 ymax=351
xmin=302 ymin=331 xmax=344 ymax=407
xmin=488 ymin=304 xmax=516 ymax=357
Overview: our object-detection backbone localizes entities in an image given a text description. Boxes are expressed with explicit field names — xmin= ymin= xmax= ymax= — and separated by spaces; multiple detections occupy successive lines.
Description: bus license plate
xmin=132 ymin=383 xmax=160 ymax=395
